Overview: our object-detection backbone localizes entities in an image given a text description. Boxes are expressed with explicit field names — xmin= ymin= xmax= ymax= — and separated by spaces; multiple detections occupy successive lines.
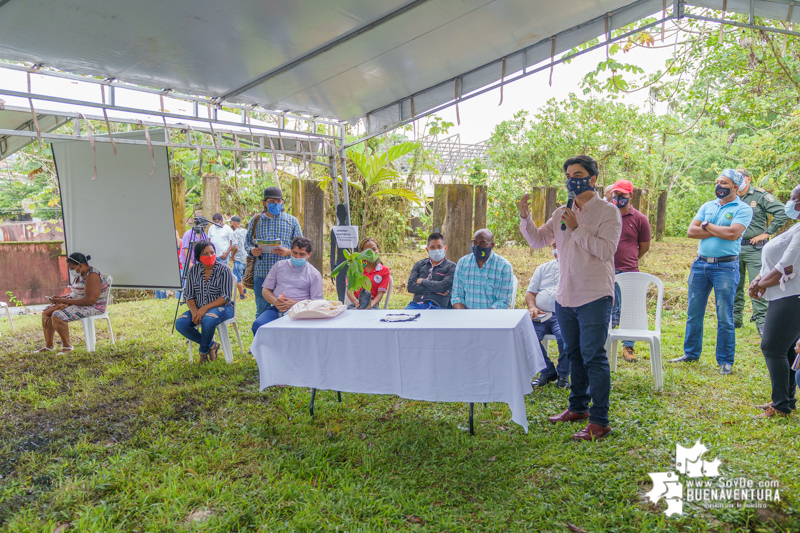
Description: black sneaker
xmin=556 ymin=377 xmax=570 ymax=389
xmin=532 ymin=375 xmax=557 ymax=387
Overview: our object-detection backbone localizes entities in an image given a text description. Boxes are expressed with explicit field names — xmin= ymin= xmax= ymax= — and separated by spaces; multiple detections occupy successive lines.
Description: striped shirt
xmin=246 ymin=211 xmax=303 ymax=278
xmin=451 ymin=252 xmax=515 ymax=309
xmin=184 ymin=262 xmax=235 ymax=308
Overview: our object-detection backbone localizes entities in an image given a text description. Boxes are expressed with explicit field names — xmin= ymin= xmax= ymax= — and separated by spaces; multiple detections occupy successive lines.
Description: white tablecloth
xmin=250 ymin=309 xmax=546 ymax=432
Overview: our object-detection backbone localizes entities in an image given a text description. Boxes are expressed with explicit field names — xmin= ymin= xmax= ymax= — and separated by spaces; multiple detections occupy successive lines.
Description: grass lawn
xmin=1 ymin=237 xmax=798 ymax=532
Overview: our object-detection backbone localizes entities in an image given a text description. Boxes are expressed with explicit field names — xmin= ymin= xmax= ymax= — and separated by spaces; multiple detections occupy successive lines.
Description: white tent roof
xmin=1 ymin=0 xmax=796 ymax=136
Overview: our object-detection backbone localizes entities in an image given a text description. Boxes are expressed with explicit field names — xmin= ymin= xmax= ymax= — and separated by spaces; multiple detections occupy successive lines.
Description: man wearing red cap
xmin=610 ymin=179 xmax=652 ymax=363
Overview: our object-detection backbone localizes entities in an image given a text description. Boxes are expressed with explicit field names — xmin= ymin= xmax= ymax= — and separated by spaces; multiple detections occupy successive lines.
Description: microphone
xmin=561 ymin=191 xmax=576 ymax=231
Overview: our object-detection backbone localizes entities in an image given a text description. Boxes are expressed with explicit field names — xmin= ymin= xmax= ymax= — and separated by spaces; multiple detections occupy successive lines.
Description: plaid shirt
xmin=451 ymin=252 xmax=515 ymax=309
xmin=246 ymin=211 xmax=303 ymax=278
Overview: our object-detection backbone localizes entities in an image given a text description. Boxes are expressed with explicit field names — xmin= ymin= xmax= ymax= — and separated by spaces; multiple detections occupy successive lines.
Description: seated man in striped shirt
xmin=451 ymin=229 xmax=515 ymax=310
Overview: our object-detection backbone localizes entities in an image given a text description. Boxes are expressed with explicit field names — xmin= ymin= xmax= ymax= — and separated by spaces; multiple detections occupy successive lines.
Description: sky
xmin=426 ymin=35 xmax=678 ymax=145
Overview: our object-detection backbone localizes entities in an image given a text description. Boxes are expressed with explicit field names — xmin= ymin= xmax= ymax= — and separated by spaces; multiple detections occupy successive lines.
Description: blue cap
xmin=720 ymin=169 xmax=744 ymax=187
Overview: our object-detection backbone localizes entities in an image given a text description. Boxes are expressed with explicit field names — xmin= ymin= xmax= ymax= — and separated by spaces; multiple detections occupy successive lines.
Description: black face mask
xmin=715 ymin=184 xmax=732 ymax=199
xmin=472 ymin=244 xmax=492 ymax=262
xmin=566 ymin=177 xmax=594 ymax=196
xmin=613 ymin=196 xmax=630 ymax=209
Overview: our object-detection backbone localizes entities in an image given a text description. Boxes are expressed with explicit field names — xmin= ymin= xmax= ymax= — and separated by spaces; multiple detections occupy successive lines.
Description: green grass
xmin=1 ymin=237 xmax=798 ymax=532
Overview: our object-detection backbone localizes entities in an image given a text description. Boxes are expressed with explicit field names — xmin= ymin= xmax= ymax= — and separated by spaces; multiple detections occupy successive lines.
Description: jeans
xmin=683 ymin=258 xmax=739 ymax=365
xmin=760 ymin=295 xmax=800 ymax=414
xmin=252 ymin=305 xmax=282 ymax=335
xmin=254 ymin=275 xmax=268 ymax=317
xmin=611 ymin=269 xmax=634 ymax=349
xmin=154 ymin=290 xmax=167 ymax=299
xmin=175 ymin=305 xmax=233 ymax=354
xmin=232 ymin=261 xmax=246 ymax=283
xmin=404 ymin=301 xmax=442 ymax=310
xmin=534 ymin=315 xmax=569 ymax=379
xmin=556 ymin=296 xmax=613 ymax=427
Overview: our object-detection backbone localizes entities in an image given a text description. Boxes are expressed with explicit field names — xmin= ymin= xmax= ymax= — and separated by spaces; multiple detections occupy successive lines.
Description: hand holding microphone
xmin=561 ymin=191 xmax=577 ymax=231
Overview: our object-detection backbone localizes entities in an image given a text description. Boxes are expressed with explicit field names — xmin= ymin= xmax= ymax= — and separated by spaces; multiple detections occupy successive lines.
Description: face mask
xmin=290 ymin=257 xmax=307 ymax=268
xmin=473 ymin=244 xmax=492 ymax=262
xmin=199 ymin=255 xmax=216 ymax=266
xmin=613 ymin=196 xmax=630 ymax=209
xmin=429 ymin=248 xmax=446 ymax=262
xmin=566 ymin=177 xmax=594 ymax=196
xmin=785 ymin=200 xmax=800 ymax=220
xmin=552 ymin=249 xmax=558 ymax=260
xmin=267 ymin=203 xmax=283 ymax=216
xmin=715 ymin=184 xmax=731 ymax=199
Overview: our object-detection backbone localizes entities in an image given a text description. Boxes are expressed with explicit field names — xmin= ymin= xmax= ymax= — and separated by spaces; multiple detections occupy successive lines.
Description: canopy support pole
xmin=339 ymin=124 xmax=351 ymax=225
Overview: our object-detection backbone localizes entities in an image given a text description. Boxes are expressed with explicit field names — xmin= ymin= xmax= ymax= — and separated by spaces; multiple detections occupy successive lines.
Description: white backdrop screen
xmin=52 ymin=131 xmax=181 ymax=289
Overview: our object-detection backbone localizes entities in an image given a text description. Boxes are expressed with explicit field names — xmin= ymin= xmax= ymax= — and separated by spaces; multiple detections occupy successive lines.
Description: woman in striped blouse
xmin=175 ymin=241 xmax=235 ymax=362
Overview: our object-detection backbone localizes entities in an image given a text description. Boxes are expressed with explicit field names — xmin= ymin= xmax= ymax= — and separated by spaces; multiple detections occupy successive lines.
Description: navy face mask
xmin=472 ymin=244 xmax=492 ymax=262
xmin=715 ymin=184 xmax=731 ymax=199
xmin=566 ymin=177 xmax=594 ymax=196
xmin=613 ymin=196 xmax=630 ymax=209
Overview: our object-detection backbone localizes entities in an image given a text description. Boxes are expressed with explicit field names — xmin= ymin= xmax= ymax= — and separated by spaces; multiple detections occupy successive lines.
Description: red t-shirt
xmin=614 ymin=207 xmax=651 ymax=272
xmin=355 ymin=262 xmax=391 ymax=299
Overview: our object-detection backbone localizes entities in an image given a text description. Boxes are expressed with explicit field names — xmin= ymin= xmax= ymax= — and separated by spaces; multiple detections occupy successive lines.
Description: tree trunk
xmin=302 ymin=180 xmax=325 ymax=273
xmin=655 ymin=190 xmax=668 ymax=241
xmin=202 ymin=174 xmax=221 ymax=219
xmin=170 ymin=166 xmax=186 ymax=237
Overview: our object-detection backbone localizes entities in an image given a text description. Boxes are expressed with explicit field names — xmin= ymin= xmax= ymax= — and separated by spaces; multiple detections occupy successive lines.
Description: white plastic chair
xmin=382 ymin=275 xmax=393 ymax=310
xmin=509 ymin=275 xmax=518 ymax=309
xmin=80 ymin=275 xmax=115 ymax=352
xmin=188 ymin=273 xmax=243 ymax=364
xmin=606 ymin=272 xmax=664 ymax=391
xmin=0 ymin=301 xmax=14 ymax=333
xmin=541 ymin=333 xmax=557 ymax=356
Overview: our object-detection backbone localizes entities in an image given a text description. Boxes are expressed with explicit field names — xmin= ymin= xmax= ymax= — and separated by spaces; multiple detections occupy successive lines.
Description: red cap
xmin=611 ymin=179 xmax=634 ymax=195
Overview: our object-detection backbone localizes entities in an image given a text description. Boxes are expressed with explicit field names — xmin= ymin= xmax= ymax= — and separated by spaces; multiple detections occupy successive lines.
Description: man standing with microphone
xmin=518 ymin=155 xmax=622 ymax=441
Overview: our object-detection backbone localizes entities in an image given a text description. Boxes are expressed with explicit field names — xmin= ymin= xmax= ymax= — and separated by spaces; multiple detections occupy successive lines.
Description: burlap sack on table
xmin=287 ymin=300 xmax=346 ymax=320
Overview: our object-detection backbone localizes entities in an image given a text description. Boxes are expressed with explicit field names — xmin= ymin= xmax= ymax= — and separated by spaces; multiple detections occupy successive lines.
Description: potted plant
xmin=330 ymin=248 xmax=378 ymax=304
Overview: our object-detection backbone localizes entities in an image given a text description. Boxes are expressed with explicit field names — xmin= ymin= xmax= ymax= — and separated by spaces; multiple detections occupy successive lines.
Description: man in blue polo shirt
xmin=671 ymin=169 xmax=753 ymax=375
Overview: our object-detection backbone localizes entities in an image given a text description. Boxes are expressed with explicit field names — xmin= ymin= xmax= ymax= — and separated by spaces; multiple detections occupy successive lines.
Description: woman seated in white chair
xmin=175 ymin=240 xmax=235 ymax=363
xmin=37 ymin=252 xmax=109 ymax=354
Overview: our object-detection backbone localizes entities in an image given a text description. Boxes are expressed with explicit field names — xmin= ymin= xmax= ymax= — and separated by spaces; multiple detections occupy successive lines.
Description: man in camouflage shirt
xmin=734 ymin=168 xmax=788 ymax=334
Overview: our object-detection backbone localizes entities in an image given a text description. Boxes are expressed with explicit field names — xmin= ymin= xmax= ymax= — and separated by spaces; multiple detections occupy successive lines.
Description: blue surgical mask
xmin=785 ymin=200 xmax=800 ymax=220
xmin=290 ymin=257 xmax=306 ymax=268
xmin=267 ymin=202 xmax=283 ymax=216
xmin=566 ymin=177 xmax=594 ymax=196
xmin=472 ymin=244 xmax=492 ymax=262
xmin=429 ymin=248 xmax=446 ymax=262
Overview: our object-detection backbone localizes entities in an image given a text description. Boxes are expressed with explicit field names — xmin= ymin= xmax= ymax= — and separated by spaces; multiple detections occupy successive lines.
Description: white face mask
xmin=552 ymin=249 xmax=558 ymax=261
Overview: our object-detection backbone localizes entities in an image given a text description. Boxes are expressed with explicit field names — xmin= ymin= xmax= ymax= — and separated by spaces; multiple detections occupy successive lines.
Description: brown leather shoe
xmin=753 ymin=406 xmax=790 ymax=419
xmin=754 ymin=401 xmax=772 ymax=410
xmin=622 ymin=346 xmax=637 ymax=363
xmin=548 ymin=409 xmax=590 ymax=424
xmin=572 ymin=423 xmax=612 ymax=441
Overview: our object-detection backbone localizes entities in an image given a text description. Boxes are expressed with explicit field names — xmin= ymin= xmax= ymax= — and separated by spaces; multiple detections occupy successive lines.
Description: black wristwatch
xmin=701 ymin=221 xmax=710 ymax=230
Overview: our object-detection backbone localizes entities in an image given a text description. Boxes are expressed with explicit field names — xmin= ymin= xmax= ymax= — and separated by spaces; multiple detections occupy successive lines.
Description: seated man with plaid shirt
xmin=451 ymin=229 xmax=515 ymax=310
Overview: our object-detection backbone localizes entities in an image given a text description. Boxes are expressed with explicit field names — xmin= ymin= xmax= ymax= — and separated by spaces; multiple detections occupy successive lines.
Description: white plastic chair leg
xmin=82 ymin=319 xmax=97 ymax=352
xmin=608 ymin=339 xmax=618 ymax=372
xmin=3 ymin=305 xmax=14 ymax=331
xmin=106 ymin=317 xmax=115 ymax=344
xmin=652 ymin=337 xmax=663 ymax=391
xmin=231 ymin=321 xmax=244 ymax=355
xmin=543 ymin=338 xmax=549 ymax=357
xmin=217 ymin=324 xmax=234 ymax=364
xmin=188 ymin=339 xmax=193 ymax=363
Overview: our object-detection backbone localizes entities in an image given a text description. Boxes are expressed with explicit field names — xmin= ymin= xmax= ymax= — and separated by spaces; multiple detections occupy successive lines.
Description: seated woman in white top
xmin=749 ymin=185 xmax=800 ymax=418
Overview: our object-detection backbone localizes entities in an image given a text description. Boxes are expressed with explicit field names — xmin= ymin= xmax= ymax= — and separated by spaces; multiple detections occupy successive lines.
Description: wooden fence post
xmin=473 ymin=185 xmax=488 ymax=234
xmin=202 ymin=174 xmax=220 ymax=219
xmin=443 ymin=184 xmax=474 ymax=262
xmin=291 ymin=180 xmax=304 ymax=230
xmin=302 ymin=180 xmax=324 ymax=273
xmin=432 ymin=184 xmax=446 ymax=233
xmin=655 ymin=189 xmax=668 ymax=241
xmin=529 ymin=186 xmax=548 ymax=227
xmin=545 ymin=187 xmax=558 ymax=222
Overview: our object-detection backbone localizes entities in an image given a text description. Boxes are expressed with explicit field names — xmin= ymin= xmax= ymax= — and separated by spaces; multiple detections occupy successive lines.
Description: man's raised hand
xmin=518 ymin=194 xmax=531 ymax=219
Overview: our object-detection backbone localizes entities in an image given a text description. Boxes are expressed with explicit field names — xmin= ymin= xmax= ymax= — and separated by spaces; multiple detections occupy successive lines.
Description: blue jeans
xmin=612 ymin=269 xmax=634 ymax=349
xmin=232 ymin=261 xmax=246 ymax=283
xmin=404 ymin=301 xmax=442 ymax=310
xmin=534 ymin=315 xmax=569 ymax=379
xmin=154 ymin=290 xmax=167 ymax=299
xmin=683 ymin=258 xmax=739 ymax=365
xmin=175 ymin=305 xmax=234 ymax=354
xmin=254 ymin=275 xmax=268 ymax=317
xmin=556 ymin=296 xmax=613 ymax=427
xmin=252 ymin=305 xmax=281 ymax=335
